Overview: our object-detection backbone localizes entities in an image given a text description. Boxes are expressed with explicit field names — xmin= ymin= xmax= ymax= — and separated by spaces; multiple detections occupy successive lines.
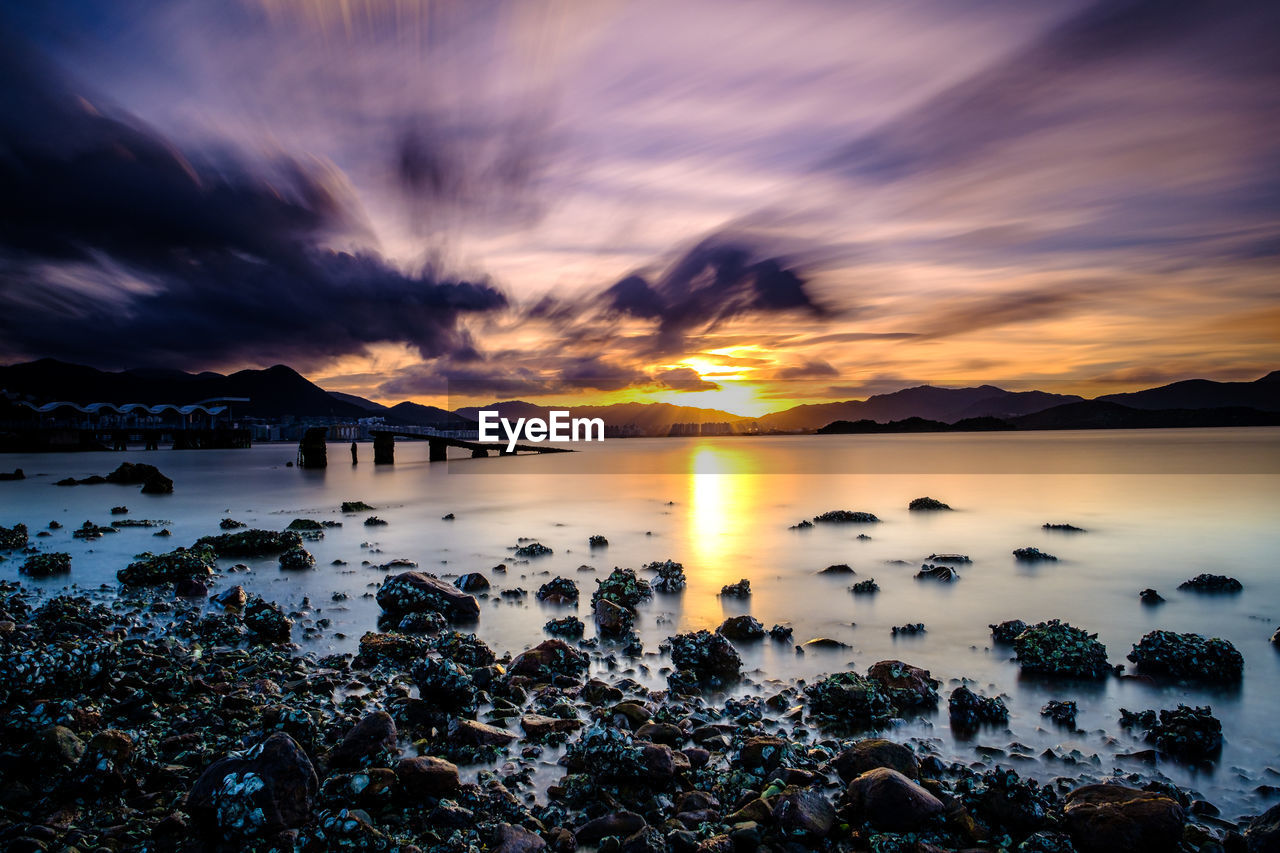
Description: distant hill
xmin=760 ymin=385 xmax=1083 ymax=430
xmin=1096 ymin=373 xmax=1280 ymax=412
xmin=384 ymin=401 xmax=475 ymax=430
xmin=0 ymin=358 xmax=368 ymax=419
xmin=817 ymin=403 xmax=1280 ymax=434
xmin=327 ymin=391 xmax=387 ymax=413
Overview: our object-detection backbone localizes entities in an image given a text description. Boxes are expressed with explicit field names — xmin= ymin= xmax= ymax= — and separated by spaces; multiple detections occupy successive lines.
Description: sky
xmin=0 ymin=0 xmax=1277 ymax=410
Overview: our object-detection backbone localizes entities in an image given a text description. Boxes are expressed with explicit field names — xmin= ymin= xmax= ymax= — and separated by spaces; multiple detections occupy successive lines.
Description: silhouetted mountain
xmin=0 ymin=359 xmax=368 ymax=419
xmin=327 ymin=391 xmax=387 ymax=413
xmin=760 ymin=385 xmax=1082 ymax=430
xmin=384 ymin=402 xmax=475 ymax=429
xmin=1096 ymin=373 xmax=1280 ymax=412
xmin=1010 ymin=401 xmax=1280 ymax=430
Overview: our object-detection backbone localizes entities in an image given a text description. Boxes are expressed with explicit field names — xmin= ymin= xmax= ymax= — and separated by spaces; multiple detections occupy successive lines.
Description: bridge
xmin=296 ymin=424 xmax=573 ymax=467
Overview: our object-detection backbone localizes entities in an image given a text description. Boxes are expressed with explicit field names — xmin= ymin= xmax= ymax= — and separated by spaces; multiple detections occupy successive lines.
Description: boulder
xmin=669 ymin=630 xmax=742 ymax=683
xmin=521 ymin=714 xmax=584 ymax=739
xmin=454 ymin=572 xmax=489 ymax=592
xmin=448 ymin=717 xmax=517 ymax=747
xmin=1245 ymin=802 xmax=1280 ymax=853
xmin=328 ymin=711 xmax=398 ymax=770
xmin=1178 ymin=573 xmax=1242 ymax=593
xmin=908 ymin=496 xmax=951 ymax=510
xmin=772 ymin=787 xmax=836 ymax=837
xmin=834 ymin=738 xmax=919 ymax=782
xmin=718 ymin=614 xmax=765 ymax=641
xmin=536 ymin=576 xmax=578 ymax=603
xmin=188 ymin=733 xmax=318 ymax=841
xmin=844 ymin=767 xmax=944 ymax=831
xmin=577 ymin=811 xmax=647 ymax=845
xmin=1127 ymin=630 xmax=1243 ymax=682
xmin=867 ymin=660 xmax=939 ymax=708
xmin=492 ymin=823 xmax=547 ymax=853
xmin=509 ymin=639 xmax=590 ymax=681
xmin=738 ymin=736 xmax=788 ymax=773
xmin=949 ymin=686 xmax=1009 ymax=729
xmin=1013 ymin=620 xmax=1113 ymax=679
xmin=243 ymin=596 xmax=293 ymax=642
xmin=594 ymin=598 xmax=634 ymax=635
xmin=395 ymin=755 xmax=460 ymax=798
xmin=1062 ymin=784 xmax=1185 ymax=853
xmin=376 ymin=571 xmax=480 ymax=621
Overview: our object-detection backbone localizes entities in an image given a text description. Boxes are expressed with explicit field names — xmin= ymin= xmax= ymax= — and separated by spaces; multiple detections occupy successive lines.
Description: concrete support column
xmin=373 ymin=432 xmax=395 ymax=464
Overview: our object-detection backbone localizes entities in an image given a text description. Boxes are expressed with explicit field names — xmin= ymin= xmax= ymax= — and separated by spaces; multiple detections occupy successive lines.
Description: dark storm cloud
xmin=655 ymin=368 xmax=720 ymax=392
xmin=0 ymin=37 xmax=507 ymax=369
xmin=597 ymin=236 xmax=827 ymax=354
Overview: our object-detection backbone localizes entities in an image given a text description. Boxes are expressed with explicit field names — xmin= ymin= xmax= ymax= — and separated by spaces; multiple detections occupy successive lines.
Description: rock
xmin=990 ymin=619 xmax=1028 ymax=643
xmin=492 ymin=823 xmax=547 ymax=853
xmin=819 ymin=563 xmax=855 ymax=574
xmin=364 ymin=516 xmax=388 ymax=526
xmin=916 ymin=563 xmax=959 ymax=581
xmin=395 ymin=755 xmax=460 ymax=798
xmin=0 ymin=468 xmax=24 ymax=481
xmin=188 ymin=733 xmax=318 ymax=841
xmin=448 ymin=717 xmax=517 ymax=747
xmin=772 ymin=786 xmax=836 ymax=837
xmin=844 ymin=767 xmax=944 ymax=831
xmin=718 ymin=615 xmax=765 ymax=641
xmin=926 ymin=553 xmax=971 ymax=563
xmin=593 ymin=567 xmax=652 ymax=609
xmin=1127 ymin=630 xmax=1243 ymax=682
xmin=513 ymin=541 xmax=552 ymax=558
xmin=278 ymin=546 xmax=315 ymax=571
xmin=454 ymin=572 xmax=489 ymax=592
xmin=588 ymin=534 xmax=608 ymax=547
xmin=850 ymin=579 xmax=879 ymax=594
xmin=412 ymin=658 xmax=478 ymax=715
xmin=1245 ymin=802 xmax=1280 ymax=853
xmin=1043 ymin=522 xmax=1085 ymax=531
xmin=719 ymin=578 xmax=751 ymax=597
xmin=1041 ymin=700 xmax=1078 ymax=727
xmin=214 ymin=585 xmax=248 ymax=608
xmin=769 ymin=624 xmax=793 ymax=641
xmin=1139 ymin=588 xmax=1164 ymax=605
xmin=1120 ymin=704 xmax=1222 ymax=759
xmin=221 ymin=518 xmax=247 ymax=529
xmin=20 ymin=552 xmax=71 ymax=577
xmin=0 ymin=523 xmax=29 ymax=550
xmin=243 ymin=596 xmax=293 ymax=642
xmin=341 ymin=501 xmax=374 ymax=512
xmin=544 ymin=615 xmax=585 ymax=637
xmin=891 ymin=622 xmax=925 ymax=636
xmin=118 ymin=546 xmax=216 ymax=585
xmin=805 ymin=672 xmax=893 ymax=730
xmin=576 ymin=811 xmax=647 ymax=844
xmin=867 ymin=660 xmax=939 ymax=708
xmin=1062 ymin=783 xmax=1185 ymax=853
xmin=376 ymin=571 xmax=481 ymax=621
xmin=195 ymin=529 xmax=303 ymax=557
xmin=738 ymin=736 xmax=788 ymax=773
xmin=834 ymin=738 xmax=919 ymax=782
xmin=813 ymin=510 xmax=880 ymax=523
xmin=594 ymin=599 xmax=634 ymax=636
xmin=646 ymin=559 xmax=686 ymax=592
xmin=536 ymin=576 xmax=578 ymax=603
xmin=1013 ymin=620 xmax=1114 ymax=679
xmin=908 ymin=496 xmax=951 ymax=510
xmin=669 ymin=630 xmax=742 ymax=684
xmin=141 ymin=470 xmax=175 ymax=493
xmin=1013 ymin=547 xmax=1057 ymax=561
xmin=175 ymin=577 xmax=208 ymax=597
xmin=949 ymin=686 xmax=1009 ymax=728
xmin=521 ymin=714 xmax=583 ymax=739
xmin=354 ymin=631 xmax=434 ymax=667
xmin=328 ymin=711 xmax=398 ymax=769
xmin=509 ymin=639 xmax=590 ymax=681
xmin=1178 ymin=573 xmax=1242 ymax=593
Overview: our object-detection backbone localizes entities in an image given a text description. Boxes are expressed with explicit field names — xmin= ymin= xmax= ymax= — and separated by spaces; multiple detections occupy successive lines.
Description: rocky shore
xmin=0 ymin=509 xmax=1277 ymax=853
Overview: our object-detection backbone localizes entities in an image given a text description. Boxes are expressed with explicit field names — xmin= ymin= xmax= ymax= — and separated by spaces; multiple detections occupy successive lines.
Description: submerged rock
xmin=949 ymin=686 xmax=1009 ymax=729
xmin=805 ymin=672 xmax=894 ymax=730
xmin=908 ymin=496 xmax=951 ymax=510
xmin=1138 ymin=588 xmax=1165 ymax=605
xmin=916 ymin=563 xmax=959 ymax=581
xmin=195 ymin=529 xmax=303 ymax=557
xmin=588 ymin=534 xmax=608 ymax=547
xmin=188 ymin=732 xmax=318 ymax=841
xmin=927 ymin=552 xmax=971 ymax=563
xmin=1062 ymin=783 xmax=1184 ymax=853
xmin=719 ymin=578 xmax=751 ymax=597
xmin=813 ymin=510 xmax=880 ymax=523
xmin=1127 ymin=630 xmax=1243 ymax=682
xmin=990 ymin=619 xmax=1028 ymax=644
xmin=536 ymin=576 xmax=578 ymax=603
xmin=646 ymin=559 xmax=686 ymax=592
xmin=1041 ymin=699 xmax=1078 ymax=727
xmin=20 ymin=552 xmax=71 ymax=577
xmin=544 ymin=616 xmax=585 ymax=637
xmin=243 ymin=596 xmax=293 ymax=642
xmin=278 ymin=546 xmax=316 ymax=571
xmin=844 ymin=767 xmax=944 ymax=831
xmin=1043 ymin=522 xmax=1085 ymax=532
xmin=1121 ymin=704 xmax=1222 ymax=760
xmin=119 ymin=546 xmax=217 ymax=586
xmin=220 ymin=518 xmax=247 ymax=530
xmin=1177 ymin=573 xmax=1242 ymax=593
xmin=592 ymin=567 xmax=652 ymax=610
xmin=341 ymin=500 xmax=374 ymax=512
xmin=363 ymin=516 xmax=388 ymax=527
xmin=891 ymin=622 xmax=925 ymax=636
xmin=509 ymin=639 xmax=590 ymax=682
xmin=850 ymin=578 xmax=879 ymax=594
xmin=1013 ymin=620 xmax=1114 ymax=679
xmin=769 ymin=624 xmax=793 ymax=642
xmin=513 ymin=541 xmax=552 ymax=558
xmin=669 ymin=630 xmax=742 ymax=685
xmin=376 ymin=571 xmax=481 ymax=622
xmin=454 ymin=572 xmax=490 ymax=592
xmin=1013 ymin=547 xmax=1058 ymax=561
xmin=0 ymin=523 xmax=29 ymax=550
xmin=819 ymin=563 xmax=855 ymax=575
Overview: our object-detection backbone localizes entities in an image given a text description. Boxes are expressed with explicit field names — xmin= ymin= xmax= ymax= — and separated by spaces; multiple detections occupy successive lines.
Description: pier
xmin=296 ymin=425 xmax=573 ymax=467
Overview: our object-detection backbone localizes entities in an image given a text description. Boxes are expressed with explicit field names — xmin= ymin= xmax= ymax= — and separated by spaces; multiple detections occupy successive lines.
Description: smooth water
xmin=2 ymin=428 xmax=1279 ymax=818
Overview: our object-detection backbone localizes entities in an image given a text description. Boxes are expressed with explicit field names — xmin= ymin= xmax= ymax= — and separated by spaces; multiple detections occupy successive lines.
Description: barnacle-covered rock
xmin=593 ymin=598 xmax=633 ymax=636
xmin=435 ymin=631 xmax=496 ymax=667
xmin=509 ymin=638 xmax=589 ymax=682
xmin=949 ymin=686 xmax=1009 ymax=729
xmin=0 ymin=639 xmax=115 ymax=700
xmin=867 ymin=660 xmax=939 ymax=709
xmin=187 ymin=732 xmax=318 ymax=841
xmin=513 ymin=541 xmax=552 ymax=558
xmin=1041 ymin=700 xmax=1078 ymax=727
xmin=646 ymin=559 xmax=686 ymax=592
xmin=0 ymin=523 xmax=28 ymax=550
xmin=327 ymin=711 xmax=399 ymax=770
xmin=669 ymin=630 xmax=742 ymax=685
xmin=562 ymin=724 xmax=648 ymax=781
xmin=1177 ymin=573 xmax=1242 ymax=593
xmin=411 ymin=657 xmax=479 ymax=718
xmin=805 ymin=672 xmax=894 ymax=730
xmin=363 ymin=515 xmax=388 ymax=527
xmin=195 ymin=529 xmax=303 ymax=557
xmin=1120 ymin=704 xmax=1222 ymax=760
xmin=1013 ymin=620 xmax=1114 ymax=679
xmin=588 ymin=534 xmax=608 ymax=547
xmin=813 ymin=510 xmax=880 ymax=523
xmin=1043 ymin=522 xmax=1085 ymax=532
xmin=909 ymin=496 xmax=951 ymax=510
xmin=891 ymin=622 xmax=925 ymax=636
xmin=376 ymin=571 xmax=481 ymax=622
xmin=220 ymin=518 xmax=247 ymax=530
xmin=990 ymin=619 xmax=1028 ymax=643
xmin=536 ymin=576 xmax=579 ymax=603
xmin=278 ymin=546 xmax=315 ymax=571
xmin=20 ymin=552 xmax=71 ymax=577
xmin=1013 ymin=546 xmax=1058 ymax=561
xmin=719 ymin=578 xmax=751 ymax=597
xmin=850 ymin=578 xmax=880 ymax=594
xmin=544 ymin=616 xmax=585 ymax=637
xmin=592 ymin=567 xmax=652 ymax=610
xmin=1139 ymin=588 xmax=1164 ymax=605
xmin=353 ymin=632 xmax=434 ymax=668
xmin=243 ymin=596 xmax=293 ymax=642
xmin=769 ymin=624 xmax=793 ymax=641
xmin=341 ymin=500 xmax=374 ymax=512
xmin=1126 ymin=630 xmax=1242 ymax=682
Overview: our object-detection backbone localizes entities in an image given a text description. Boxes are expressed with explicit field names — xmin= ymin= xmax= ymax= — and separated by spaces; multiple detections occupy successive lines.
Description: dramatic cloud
xmin=0 ymin=36 xmax=507 ymax=369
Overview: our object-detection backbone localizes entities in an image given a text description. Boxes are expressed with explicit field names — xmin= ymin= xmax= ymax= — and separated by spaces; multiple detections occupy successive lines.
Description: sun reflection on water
xmin=685 ymin=443 xmax=763 ymax=620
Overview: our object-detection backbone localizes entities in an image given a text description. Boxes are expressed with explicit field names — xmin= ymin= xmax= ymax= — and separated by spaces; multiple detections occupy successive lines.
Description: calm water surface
xmin=2 ymin=428 xmax=1278 ymax=818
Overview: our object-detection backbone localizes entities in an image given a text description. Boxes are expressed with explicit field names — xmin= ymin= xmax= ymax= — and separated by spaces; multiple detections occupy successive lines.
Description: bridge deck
xmin=368 ymin=427 xmax=573 ymax=455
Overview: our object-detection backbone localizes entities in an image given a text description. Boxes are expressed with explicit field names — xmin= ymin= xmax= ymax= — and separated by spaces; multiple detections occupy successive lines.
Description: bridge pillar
xmin=299 ymin=427 xmax=328 ymax=468
xmin=373 ymin=433 xmax=395 ymax=465
xmin=428 ymin=438 xmax=448 ymax=462
xmin=471 ymin=447 xmax=489 ymax=458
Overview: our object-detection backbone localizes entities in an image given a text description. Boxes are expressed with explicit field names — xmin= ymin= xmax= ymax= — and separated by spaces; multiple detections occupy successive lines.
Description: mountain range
xmin=1 ymin=359 xmax=1277 ymax=434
